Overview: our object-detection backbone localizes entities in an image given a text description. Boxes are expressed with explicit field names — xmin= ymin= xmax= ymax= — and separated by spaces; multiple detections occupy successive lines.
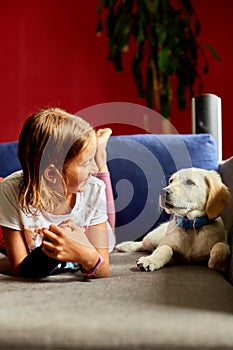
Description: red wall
xmin=0 ymin=0 xmax=233 ymax=158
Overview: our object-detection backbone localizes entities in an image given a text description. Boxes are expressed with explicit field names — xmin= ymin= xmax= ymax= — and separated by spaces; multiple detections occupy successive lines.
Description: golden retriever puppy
xmin=116 ymin=168 xmax=231 ymax=272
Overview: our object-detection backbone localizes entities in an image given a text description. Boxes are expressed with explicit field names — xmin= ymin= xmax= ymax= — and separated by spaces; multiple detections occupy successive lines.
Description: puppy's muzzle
xmin=160 ymin=188 xmax=174 ymax=208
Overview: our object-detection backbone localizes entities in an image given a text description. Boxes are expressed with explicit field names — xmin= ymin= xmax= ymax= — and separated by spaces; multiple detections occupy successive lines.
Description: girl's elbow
xmin=11 ymin=264 xmax=20 ymax=277
xmin=99 ymin=270 xmax=110 ymax=278
xmin=95 ymin=265 xmax=110 ymax=278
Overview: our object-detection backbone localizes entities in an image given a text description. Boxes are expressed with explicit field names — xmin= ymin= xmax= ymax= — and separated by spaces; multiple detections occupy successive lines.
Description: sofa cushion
xmin=0 ymin=141 xmax=21 ymax=178
xmin=107 ymin=133 xmax=218 ymax=243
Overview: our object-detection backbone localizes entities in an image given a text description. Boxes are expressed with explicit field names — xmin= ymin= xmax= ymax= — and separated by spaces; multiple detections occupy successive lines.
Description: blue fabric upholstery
xmin=0 ymin=141 xmax=21 ymax=177
xmin=0 ymin=134 xmax=218 ymax=244
xmin=106 ymin=134 xmax=218 ymax=243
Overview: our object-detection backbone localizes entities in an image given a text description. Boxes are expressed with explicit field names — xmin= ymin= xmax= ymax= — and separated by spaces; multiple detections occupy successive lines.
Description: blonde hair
xmin=18 ymin=107 xmax=93 ymax=214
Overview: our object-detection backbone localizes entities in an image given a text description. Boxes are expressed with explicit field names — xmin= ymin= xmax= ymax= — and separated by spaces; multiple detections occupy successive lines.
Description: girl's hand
xmin=95 ymin=128 xmax=112 ymax=172
xmin=42 ymin=223 xmax=99 ymax=272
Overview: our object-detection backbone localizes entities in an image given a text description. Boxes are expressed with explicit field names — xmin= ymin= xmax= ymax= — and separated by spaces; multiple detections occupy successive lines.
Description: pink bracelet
xmin=80 ymin=253 xmax=104 ymax=278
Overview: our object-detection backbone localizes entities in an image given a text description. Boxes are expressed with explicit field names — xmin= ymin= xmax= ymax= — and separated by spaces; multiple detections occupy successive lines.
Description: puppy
xmin=116 ymin=168 xmax=231 ymax=272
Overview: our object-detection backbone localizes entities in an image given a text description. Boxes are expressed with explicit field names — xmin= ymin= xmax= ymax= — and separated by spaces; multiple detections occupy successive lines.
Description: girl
xmin=0 ymin=108 xmax=115 ymax=278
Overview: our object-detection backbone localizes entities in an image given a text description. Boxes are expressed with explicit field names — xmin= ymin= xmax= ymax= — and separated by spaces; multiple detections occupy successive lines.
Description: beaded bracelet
xmin=80 ymin=253 xmax=104 ymax=278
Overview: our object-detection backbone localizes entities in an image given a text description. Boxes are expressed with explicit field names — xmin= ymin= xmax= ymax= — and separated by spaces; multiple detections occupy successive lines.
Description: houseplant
xmin=96 ymin=0 xmax=219 ymax=117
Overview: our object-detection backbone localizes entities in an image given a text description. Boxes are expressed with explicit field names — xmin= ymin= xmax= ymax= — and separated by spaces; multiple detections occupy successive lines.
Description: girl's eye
xmin=82 ymin=158 xmax=93 ymax=167
xmin=186 ymin=179 xmax=195 ymax=186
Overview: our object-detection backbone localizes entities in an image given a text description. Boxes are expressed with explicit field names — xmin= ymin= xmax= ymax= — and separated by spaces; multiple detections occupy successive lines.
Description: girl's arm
xmin=2 ymin=227 xmax=28 ymax=275
xmin=2 ymin=226 xmax=61 ymax=277
xmin=2 ymin=223 xmax=107 ymax=278
xmin=84 ymin=222 xmax=109 ymax=277
xmin=42 ymin=221 xmax=109 ymax=278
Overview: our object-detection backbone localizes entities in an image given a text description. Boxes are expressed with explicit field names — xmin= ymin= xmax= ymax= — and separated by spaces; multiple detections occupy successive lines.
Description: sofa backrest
xmin=0 ymin=134 xmax=218 ymax=244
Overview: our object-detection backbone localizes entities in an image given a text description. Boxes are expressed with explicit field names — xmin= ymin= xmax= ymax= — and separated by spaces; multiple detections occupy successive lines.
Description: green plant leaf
xmin=182 ymin=0 xmax=194 ymax=16
xmin=158 ymin=48 xmax=173 ymax=75
xmin=195 ymin=19 xmax=200 ymax=35
xmin=205 ymin=44 xmax=221 ymax=61
xmin=97 ymin=0 xmax=105 ymax=15
xmin=96 ymin=20 xmax=103 ymax=33
xmin=132 ymin=55 xmax=144 ymax=98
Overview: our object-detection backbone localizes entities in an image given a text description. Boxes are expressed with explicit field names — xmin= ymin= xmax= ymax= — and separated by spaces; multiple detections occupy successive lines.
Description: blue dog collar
xmin=175 ymin=215 xmax=215 ymax=230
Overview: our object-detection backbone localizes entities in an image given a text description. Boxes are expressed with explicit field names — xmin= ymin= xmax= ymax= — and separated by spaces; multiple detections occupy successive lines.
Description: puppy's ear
xmin=205 ymin=171 xmax=230 ymax=219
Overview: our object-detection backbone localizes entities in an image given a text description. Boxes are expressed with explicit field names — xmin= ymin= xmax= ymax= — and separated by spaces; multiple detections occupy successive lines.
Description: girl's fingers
xmin=42 ymin=245 xmax=56 ymax=259
xmin=42 ymin=239 xmax=54 ymax=250
xmin=42 ymin=239 xmax=64 ymax=260
xmin=49 ymin=224 xmax=65 ymax=236
xmin=42 ymin=225 xmax=64 ymax=242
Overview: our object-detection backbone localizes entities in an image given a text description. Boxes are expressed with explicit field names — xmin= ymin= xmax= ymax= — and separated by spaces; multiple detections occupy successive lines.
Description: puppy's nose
xmin=160 ymin=188 xmax=172 ymax=200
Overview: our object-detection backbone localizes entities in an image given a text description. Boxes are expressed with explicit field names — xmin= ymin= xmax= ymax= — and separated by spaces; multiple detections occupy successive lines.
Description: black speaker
xmin=192 ymin=93 xmax=222 ymax=162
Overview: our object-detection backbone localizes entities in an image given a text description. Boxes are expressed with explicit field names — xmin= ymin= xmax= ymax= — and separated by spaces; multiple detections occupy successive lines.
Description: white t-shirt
xmin=0 ymin=171 xmax=108 ymax=251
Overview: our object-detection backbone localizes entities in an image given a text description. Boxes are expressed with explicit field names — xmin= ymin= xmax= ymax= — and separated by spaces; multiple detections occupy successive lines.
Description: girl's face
xmin=64 ymin=132 xmax=98 ymax=193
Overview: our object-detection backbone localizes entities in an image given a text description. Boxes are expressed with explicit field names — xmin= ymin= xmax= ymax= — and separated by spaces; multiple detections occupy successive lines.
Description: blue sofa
xmin=0 ymin=133 xmax=233 ymax=350
xmin=0 ymin=133 xmax=218 ymax=244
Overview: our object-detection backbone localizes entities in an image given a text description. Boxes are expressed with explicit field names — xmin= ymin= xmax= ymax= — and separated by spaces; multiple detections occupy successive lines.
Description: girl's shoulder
xmin=0 ymin=171 xmax=22 ymax=193
xmin=0 ymin=170 xmax=22 ymax=183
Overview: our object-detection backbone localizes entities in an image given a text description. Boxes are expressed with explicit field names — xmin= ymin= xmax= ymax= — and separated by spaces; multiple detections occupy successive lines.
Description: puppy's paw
xmin=115 ymin=241 xmax=142 ymax=253
xmin=208 ymin=242 xmax=230 ymax=272
xmin=208 ymin=257 xmax=229 ymax=273
xmin=136 ymin=256 xmax=160 ymax=272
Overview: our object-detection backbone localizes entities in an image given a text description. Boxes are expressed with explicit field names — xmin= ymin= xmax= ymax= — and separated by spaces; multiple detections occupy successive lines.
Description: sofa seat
xmin=0 ymin=251 xmax=233 ymax=350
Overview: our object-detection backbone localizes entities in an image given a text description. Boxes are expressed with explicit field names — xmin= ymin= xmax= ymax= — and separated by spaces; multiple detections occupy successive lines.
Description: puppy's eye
xmin=186 ymin=179 xmax=195 ymax=185
xmin=169 ymin=178 xmax=174 ymax=184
